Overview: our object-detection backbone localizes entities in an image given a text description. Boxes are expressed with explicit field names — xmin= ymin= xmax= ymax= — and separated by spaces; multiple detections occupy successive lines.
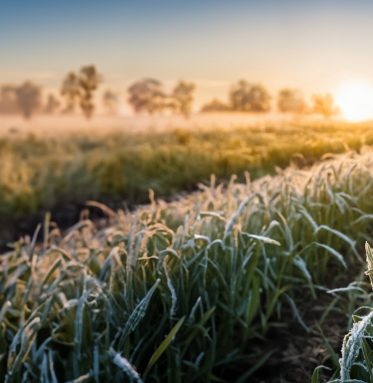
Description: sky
xmin=1 ymin=0 xmax=373 ymax=107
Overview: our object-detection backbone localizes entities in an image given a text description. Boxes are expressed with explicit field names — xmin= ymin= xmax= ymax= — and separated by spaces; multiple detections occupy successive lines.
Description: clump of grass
xmin=329 ymin=243 xmax=373 ymax=382
xmin=3 ymin=150 xmax=373 ymax=381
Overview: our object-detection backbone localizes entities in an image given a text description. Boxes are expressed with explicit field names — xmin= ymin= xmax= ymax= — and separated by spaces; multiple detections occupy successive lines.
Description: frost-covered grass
xmin=3 ymin=149 xmax=373 ymax=381
xmin=330 ymin=243 xmax=373 ymax=382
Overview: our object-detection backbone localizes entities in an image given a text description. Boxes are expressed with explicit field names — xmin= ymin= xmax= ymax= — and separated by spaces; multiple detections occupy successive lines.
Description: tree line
xmin=0 ymin=65 xmax=339 ymax=119
xmin=201 ymin=80 xmax=339 ymax=117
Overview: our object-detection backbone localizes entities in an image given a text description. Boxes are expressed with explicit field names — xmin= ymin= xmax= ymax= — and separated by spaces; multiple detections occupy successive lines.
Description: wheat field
xmin=3 ymin=139 xmax=373 ymax=381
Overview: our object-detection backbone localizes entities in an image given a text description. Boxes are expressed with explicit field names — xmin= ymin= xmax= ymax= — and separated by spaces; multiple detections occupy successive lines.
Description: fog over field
xmin=0 ymin=113 xmax=328 ymax=137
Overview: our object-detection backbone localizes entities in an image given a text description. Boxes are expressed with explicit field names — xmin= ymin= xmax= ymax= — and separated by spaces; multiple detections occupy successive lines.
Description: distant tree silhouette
xmin=277 ymin=88 xmax=306 ymax=114
xmin=44 ymin=93 xmax=60 ymax=114
xmin=102 ymin=89 xmax=119 ymax=114
xmin=171 ymin=81 xmax=195 ymax=117
xmin=61 ymin=65 xmax=102 ymax=118
xmin=0 ymin=85 xmax=18 ymax=114
xmin=229 ymin=80 xmax=271 ymax=112
xmin=312 ymin=93 xmax=339 ymax=118
xmin=200 ymin=98 xmax=230 ymax=112
xmin=78 ymin=65 xmax=102 ymax=119
xmin=127 ymin=78 xmax=166 ymax=114
xmin=61 ymin=72 xmax=80 ymax=113
xmin=14 ymin=82 xmax=42 ymax=119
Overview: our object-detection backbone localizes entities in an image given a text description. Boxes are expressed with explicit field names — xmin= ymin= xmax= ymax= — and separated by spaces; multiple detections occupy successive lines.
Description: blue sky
xmin=1 ymin=0 xmax=373 ymax=104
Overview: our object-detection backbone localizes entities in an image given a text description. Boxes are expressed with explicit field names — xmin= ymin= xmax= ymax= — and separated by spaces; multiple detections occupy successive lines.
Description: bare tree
xmin=127 ymin=78 xmax=166 ymax=114
xmin=171 ymin=81 xmax=195 ymax=117
xmin=200 ymin=98 xmax=230 ymax=113
xmin=44 ymin=93 xmax=60 ymax=114
xmin=277 ymin=88 xmax=306 ymax=114
xmin=14 ymin=82 xmax=42 ymax=119
xmin=78 ymin=65 xmax=102 ymax=119
xmin=102 ymin=89 xmax=119 ymax=114
xmin=229 ymin=80 xmax=271 ymax=112
xmin=312 ymin=93 xmax=339 ymax=118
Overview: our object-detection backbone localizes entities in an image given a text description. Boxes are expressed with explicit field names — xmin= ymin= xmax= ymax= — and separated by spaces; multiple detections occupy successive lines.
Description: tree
xmin=61 ymin=72 xmax=80 ymax=113
xmin=14 ymin=82 xmax=42 ymax=119
xmin=229 ymin=80 xmax=271 ymax=112
xmin=44 ymin=93 xmax=60 ymax=114
xmin=78 ymin=65 xmax=102 ymax=119
xmin=171 ymin=81 xmax=195 ymax=117
xmin=61 ymin=65 xmax=102 ymax=118
xmin=102 ymin=89 xmax=119 ymax=114
xmin=0 ymin=85 xmax=18 ymax=114
xmin=312 ymin=93 xmax=339 ymax=118
xmin=127 ymin=78 xmax=166 ymax=114
xmin=277 ymin=88 xmax=306 ymax=114
xmin=200 ymin=98 xmax=230 ymax=113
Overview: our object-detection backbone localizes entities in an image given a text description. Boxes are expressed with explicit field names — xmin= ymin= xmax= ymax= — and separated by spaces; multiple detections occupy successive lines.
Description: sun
xmin=334 ymin=81 xmax=373 ymax=122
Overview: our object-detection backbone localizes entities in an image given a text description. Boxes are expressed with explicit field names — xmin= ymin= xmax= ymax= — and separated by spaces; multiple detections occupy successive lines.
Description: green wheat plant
xmin=329 ymin=243 xmax=373 ymax=382
xmin=2 ymin=149 xmax=373 ymax=381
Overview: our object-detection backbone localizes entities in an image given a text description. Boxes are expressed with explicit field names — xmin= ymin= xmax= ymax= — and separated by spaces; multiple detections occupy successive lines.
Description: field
xmin=2 ymin=115 xmax=373 ymax=247
xmin=7 ymin=0 xmax=373 ymax=381
xmin=2 ymin=117 xmax=373 ymax=381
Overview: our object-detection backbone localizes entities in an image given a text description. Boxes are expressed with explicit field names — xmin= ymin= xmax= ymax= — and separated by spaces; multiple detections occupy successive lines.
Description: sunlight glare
xmin=335 ymin=81 xmax=373 ymax=122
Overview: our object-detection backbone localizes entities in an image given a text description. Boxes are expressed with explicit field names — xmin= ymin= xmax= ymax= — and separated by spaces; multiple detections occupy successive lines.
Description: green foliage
xmin=2 ymin=149 xmax=373 ymax=381
xmin=330 ymin=243 xmax=373 ymax=382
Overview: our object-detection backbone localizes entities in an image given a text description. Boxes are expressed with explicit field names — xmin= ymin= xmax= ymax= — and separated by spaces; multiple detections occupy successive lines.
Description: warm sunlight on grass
xmin=7 ymin=1 xmax=373 ymax=381
xmin=335 ymin=80 xmax=373 ymax=122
